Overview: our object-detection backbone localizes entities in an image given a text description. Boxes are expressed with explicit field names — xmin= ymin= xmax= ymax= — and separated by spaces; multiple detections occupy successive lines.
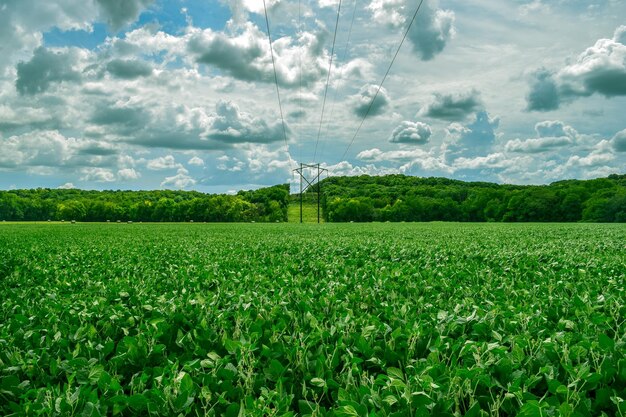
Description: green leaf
xmin=310 ymin=377 xmax=326 ymax=388
xmin=598 ymin=333 xmax=615 ymax=351
xmin=387 ymin=367 xmax=404 ymax=380
xmin=127 ymin=394 xmax=148 ymax=410
xmin=335 ymin=405 xmax=360 ymax=417
xmin=517 ymin=401 xmax=546 ymax=417
xmin=80 ymin=402 xmax=102 ymax=417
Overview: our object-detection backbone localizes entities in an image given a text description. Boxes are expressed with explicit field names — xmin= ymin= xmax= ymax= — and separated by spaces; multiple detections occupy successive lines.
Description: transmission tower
xmin=294 ymin=163 xmax=328 ymax=223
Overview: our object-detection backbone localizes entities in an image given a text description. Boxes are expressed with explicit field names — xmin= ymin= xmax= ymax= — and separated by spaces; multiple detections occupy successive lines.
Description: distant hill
xmin=316 ymin=174 xmax=626 ymax=222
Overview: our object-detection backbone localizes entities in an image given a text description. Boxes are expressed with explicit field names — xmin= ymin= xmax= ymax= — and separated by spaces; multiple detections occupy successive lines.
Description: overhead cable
xmin=335 ymin=0 xmax=425 ymax=169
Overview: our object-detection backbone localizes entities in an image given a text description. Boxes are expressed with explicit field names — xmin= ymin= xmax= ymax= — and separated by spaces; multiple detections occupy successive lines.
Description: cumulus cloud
xmin=187 ymin=24 xmax=265 ymax=80
xmin=453 ymin=153 xmax=509 ymax=170
xmin=58 ymin=182 xmax=76 ymax=189
xmin=505 ymin=120 xmax=578 ymax=153
xmin=354 ymin=148 xmax=450 ymax=174
xmin=16 ymin=47 xmax=82 ymax=95
xmin=368 ymin=0 xmax=455 ymax=61
xmin=368 ymin=0 xmax=407 ymax=28
xmin=0 ymin=130 xmax=123 ymax=171
xmin=612 ymin=128 xmax=626 ymax=152
xmin=76 ymin=140 xmax=118 ymax=156
xmin=147 ymin=155 xmax=180 ymax=170
xmin=318 ymin=0 xmax=341 ymax=7
xmin=357 ymin=147 xmax=429 ymax=162
xmin=220 ymin=0 xmax=281 ymax=23
xmin=186 ymin=23 xmax=331 ymax=88
xmin=351 ymin=84 xmax=391 ymax=118
xmin=89 ymin=103 xmax=149 ymax=130
xmin=444 ymin=111 xmax=499 ymax=162
xmin=0 ymin=0 xmax=93 ymax=69
xmin=0 ymin=105 xmax=64 ymax=135
xmin=0 ymin=131 xmax=73 ymax=168
xmin=526 ymin=69 xmax=560 ymax=111
xmin=322 ymin=160 xmax=402 ymax=177
xmin=408 ymin=1 xmax=455 ymax=61
xmin=117 ymin=168 xmax=141 ymax=180
xmin=80 ymin=167 xmax=116 ymax=182
xmin=94 ymin=0 xmax=155 ymax=31
xmin=526 ymin=26 xmax=626 ymax=111
xmin=505 ymin=136 xmax=572 ymax=153
xmin=0 ymin=0 xmax=152 ymax=70
xmin=105 ymin=59 xmax=153 ymax=79
xmin=389 ymin=121 xmax=432 ymax=144
xmin=534 ymin=120 xmax=576 ymax=138
xmin=558 ymin=26 xmax=626 ymax=98
xmin=615 ymin=25 xmax=626 ymax=45
xmin=107 ymin=100 xmax=287 ymax=150
xmin=566 ymin=152 xmax=614 ymax=168
xmin=419 ymin=90 xmax=482 ymax=121
xmin=188 ymin=156 xmax=205 ymax=166
xmin=209 ymin=100 xmax=287 ymax=144
xmin=444 ymin=122 xmax=470 ymax=139
xmin=161 ymin=167 xmax=196 ymax=189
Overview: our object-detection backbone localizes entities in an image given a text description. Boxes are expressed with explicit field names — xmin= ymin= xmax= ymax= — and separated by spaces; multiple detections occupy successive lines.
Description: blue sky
xmin=0 ymin=0 xmax=624 ymax=192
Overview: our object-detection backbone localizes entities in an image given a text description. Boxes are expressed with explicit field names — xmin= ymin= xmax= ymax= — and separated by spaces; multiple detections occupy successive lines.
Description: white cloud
xmin=566 ymin=152 xmax=614 ymax=168
xmin=188 ymin=156 xmax=205 ymax=166
xmin=80 ymin=167 xmax=116 ymax=182
xmin=419 ymin=90 xmax=482 ymax=121
xmin=534 ymin=120 xmax=577 ymax=138
xmin=185 ymin=23 xmax=334 ymax=89
xmin=351 ymin=84 xmax=391 ymax=118
xmin=611 ymin=128 xmax=626 ymax=152
xmin=0 ymin=130 xmax=114 ymax=168
xmin=389 ymin=121 xmax=432 ymax=144
xmin=94 ymin=0 xmax=155 ymax=31
xmin=209 ymin=100 xmax=287 ymax=143
xmin=161 ymin=167 xmax=197 ymax=189
xmin=0 ymin=0 xmax=153 ymax=71
xmin=505 ymin=120 xmax=578 ymax=153
xmin=368 ymin=0 xmax=407 ymax=28
xmin=453 ymin=153 xmax=509 ymax=170
xmin=369 ymin=0 xmax=455 ymax=61
xmin=117 ymin=168 xmax=141 ymax=180
xmin=527 ymin=26 xmax=626 ymax=111
xmin=57 ymin=182 xmax=76 ymax=189
xmin=147 ymin=155 xmax=180 ymax=170
xmin=505 ymin=136 xmax=573 ymax=153
xmin=357 ymin=147 xmax=429 ymax=162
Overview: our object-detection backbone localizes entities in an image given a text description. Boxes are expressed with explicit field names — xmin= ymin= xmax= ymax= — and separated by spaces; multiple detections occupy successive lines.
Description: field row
xmin=1 ymin=223 xmax=625 ymax=416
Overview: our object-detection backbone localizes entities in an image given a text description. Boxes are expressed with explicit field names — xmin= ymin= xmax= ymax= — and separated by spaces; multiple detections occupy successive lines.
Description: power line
xmin=319 ymin=0 xmax=358 ymax=163
xmin=297 ymin=0 xmax=303 ymax=165
xmin=262 ymin=0 xmax=294 ymax=171
xmin=335 ymin=0 xmax=425 ymax=169
xmin=313 ymin=0 xmax=342 ymax=163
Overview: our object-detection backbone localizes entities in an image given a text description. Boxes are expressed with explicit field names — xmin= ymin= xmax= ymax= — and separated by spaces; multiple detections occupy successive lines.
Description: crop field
xmin=1 ymin=223 xmax=625 ymax=417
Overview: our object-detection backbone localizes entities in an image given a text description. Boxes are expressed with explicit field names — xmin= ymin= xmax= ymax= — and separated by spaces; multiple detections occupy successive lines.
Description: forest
xmin=1 ymin=174 xmax=625 ymax=222
xmin=319 ymin=174 xmax=626 ymax=222
xmin=0 ymin=185 xmax=290 ymax=222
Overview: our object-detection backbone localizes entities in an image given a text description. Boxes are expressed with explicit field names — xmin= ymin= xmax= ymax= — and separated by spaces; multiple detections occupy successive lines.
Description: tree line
xmin=319 ymin=174 xmax=626 ymax=222
xmin=0 ymin=185 xmax=289 ymax=222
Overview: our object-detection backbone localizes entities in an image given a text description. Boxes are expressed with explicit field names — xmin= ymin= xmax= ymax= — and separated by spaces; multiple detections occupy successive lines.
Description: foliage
xmin=1 ymin=223 xmax=625 ymax=416
xmin=318 ymin=174 xmax=626 ymax=222
xmin=0 ymin=185 xmax=290 ymax=222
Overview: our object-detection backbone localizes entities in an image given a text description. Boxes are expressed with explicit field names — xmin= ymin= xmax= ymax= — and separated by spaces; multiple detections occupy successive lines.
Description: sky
xmin=0 ymin=0 xmax=625 ymax=193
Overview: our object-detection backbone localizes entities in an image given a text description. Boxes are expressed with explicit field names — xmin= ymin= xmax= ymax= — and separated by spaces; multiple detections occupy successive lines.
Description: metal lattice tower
xmin=293 ymin=163 xmax=328 ymax=223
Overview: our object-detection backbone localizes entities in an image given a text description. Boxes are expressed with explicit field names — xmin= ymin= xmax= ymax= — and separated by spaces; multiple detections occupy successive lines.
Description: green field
xmin=1 ymin=223 xmax=625 ymax=416
xmin=287 ymin=202 xmax=324 ymax=223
